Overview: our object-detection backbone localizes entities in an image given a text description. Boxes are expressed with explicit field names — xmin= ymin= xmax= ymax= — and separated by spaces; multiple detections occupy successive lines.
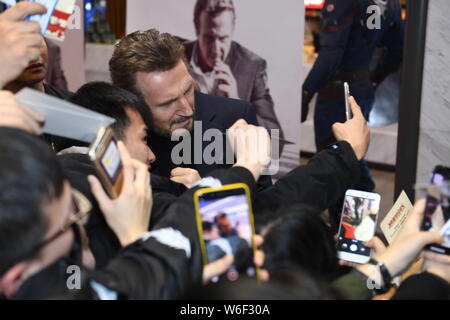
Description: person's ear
xmin=0 ymin=263 xmax=27 ymax=299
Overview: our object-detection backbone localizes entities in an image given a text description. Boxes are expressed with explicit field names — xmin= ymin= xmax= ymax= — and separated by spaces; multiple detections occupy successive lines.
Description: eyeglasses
xmin=30 ymin=188 xmax=92 ymax=255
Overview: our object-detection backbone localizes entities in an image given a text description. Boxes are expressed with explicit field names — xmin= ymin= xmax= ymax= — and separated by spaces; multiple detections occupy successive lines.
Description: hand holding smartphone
xmin=88 ymin=126 xmax=124 ymax=199
xmin=337 ymin=189 xmax=381 ymax=264
xmin=421 ymin=166 xmax=450 ymax=255
xmin=194 ymin=183 xmax=260 ymax=282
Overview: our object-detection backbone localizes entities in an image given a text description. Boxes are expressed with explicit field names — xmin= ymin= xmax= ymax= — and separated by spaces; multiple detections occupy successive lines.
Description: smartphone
xmin=337 ymin=189 xmax=381 ymax=264
xmin=194 ymin=183 xmax=260 ymax=282
xmin=344 ymin=82 xmax=352 ymax=121
xmin=88 ymin=126 xmax=124 ymax=199
xmin=421 ymin=166 xmax=450 ymax=255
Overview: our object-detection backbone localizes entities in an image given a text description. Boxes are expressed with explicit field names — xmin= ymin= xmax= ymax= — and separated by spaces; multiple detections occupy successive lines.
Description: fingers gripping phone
xmin=194 ymin=183 xmax=260 ymax=282
xmin=421 ymin=166 xmax=450 ymax=255
xmin=344 ymin=82 xmax=352 ymax=121
xmin=88 ymin=126 xmax=124 ymax=199
xmin=337 ymin=189 xmax=381 ymax=264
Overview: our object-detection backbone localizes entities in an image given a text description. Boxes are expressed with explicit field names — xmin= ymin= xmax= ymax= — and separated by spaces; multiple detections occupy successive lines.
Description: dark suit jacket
xmin=184 ymin=40 xmax=285 ymax=144
xmin=148 ymin=90 xmax=272 ymax=188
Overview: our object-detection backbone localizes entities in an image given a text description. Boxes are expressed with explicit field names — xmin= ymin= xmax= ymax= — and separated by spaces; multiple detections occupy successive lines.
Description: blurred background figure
xmin=301 ymin=0 xmax=404 ymax=192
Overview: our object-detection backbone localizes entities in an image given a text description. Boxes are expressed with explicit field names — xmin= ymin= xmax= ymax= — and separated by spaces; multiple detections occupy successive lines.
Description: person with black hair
xmin=0 ymin=126 xmax=271 ymax=299
xmin=262 ymin=205 xmax=340 ymax=283
xmin=0 ymin=2 xmax=46 ymax=90
xmin=203 ymin=221 xmax=231 ymax=263
xmin=56 ymin=82 xmax=191 ymax=267
xmin=59 ymin=81 xmax=201 ymax=192
xmin=55 ymin=81 xmax=153 ymax=160
xmin=0 ymin=3 xmax=48 ymax=135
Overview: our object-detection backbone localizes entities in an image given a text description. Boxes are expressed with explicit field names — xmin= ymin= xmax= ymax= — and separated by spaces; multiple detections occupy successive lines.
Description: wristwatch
xmin=368 ymin=258 xmax=393 ymax=294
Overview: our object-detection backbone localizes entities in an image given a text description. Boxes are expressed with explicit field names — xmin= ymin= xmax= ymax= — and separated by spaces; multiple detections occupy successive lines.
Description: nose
xmin=147 ymin=146 xmax=156 ymax=165
xmin=178 ymin=97 xmax=194 ymax=117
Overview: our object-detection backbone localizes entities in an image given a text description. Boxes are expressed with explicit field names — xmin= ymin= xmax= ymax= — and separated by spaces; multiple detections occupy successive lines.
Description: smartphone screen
xmin=196 ymin=185 xmax=258 ymax=282
xmin=422 ymin=166 xmax=450 ymax=255
xmin=337 ymin=190 xmax=381 ymax=263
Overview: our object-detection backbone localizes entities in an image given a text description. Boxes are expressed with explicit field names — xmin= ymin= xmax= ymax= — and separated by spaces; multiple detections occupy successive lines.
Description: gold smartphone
xmin=193 ymin=183 xmax=260 ymax=282
xmin=88 ymin=126 xmax=124 ymax=199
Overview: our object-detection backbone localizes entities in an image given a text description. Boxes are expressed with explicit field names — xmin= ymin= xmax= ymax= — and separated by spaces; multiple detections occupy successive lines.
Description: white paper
xmin=15 ymin=88 xmax=115 ymax=143
xmin=380 ymin=191 xmax=413 ymax=244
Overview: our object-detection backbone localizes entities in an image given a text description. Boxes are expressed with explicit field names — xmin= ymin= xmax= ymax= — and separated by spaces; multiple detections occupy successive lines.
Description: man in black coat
xmin=109 ymin=28 xmax=272 ymax=189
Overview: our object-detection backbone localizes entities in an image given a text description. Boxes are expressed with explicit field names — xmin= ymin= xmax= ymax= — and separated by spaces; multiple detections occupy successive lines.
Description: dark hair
xmin=109 ymin=29 xmax=187 ymax=96
xmin=0 ymin=128 xmax=66 ymax=276
xmin=214 ymin=212 xmax=227 ymax=222
xmin=69 ymin=82 xmax=153 ymax=140
xmin=202 ymin=221 xmax=213 ymax=232
xmin=194 ymin=0 xmax=236 ymax=34
xmin=262 ymin=205 xmax=340 ymax=283
xmin=184 ymin=266 xmax=342 ymax=300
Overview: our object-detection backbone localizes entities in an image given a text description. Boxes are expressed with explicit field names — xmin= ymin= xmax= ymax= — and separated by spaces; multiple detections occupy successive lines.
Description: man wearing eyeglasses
xmin=0 ymin=128 xmax=150 ymax=299
xmin=0 ymin=124 xmax=271 ymax=299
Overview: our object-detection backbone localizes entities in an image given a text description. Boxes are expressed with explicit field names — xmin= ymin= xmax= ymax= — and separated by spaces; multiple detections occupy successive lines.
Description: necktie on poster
xmin=15 ymin=88 xmax=115 ymax=143
xmin=0 ymin=0 xmax=76 ymax=41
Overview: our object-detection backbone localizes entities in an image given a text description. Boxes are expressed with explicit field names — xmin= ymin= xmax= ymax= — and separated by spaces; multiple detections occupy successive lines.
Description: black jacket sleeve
xmin=253 ymin=141 xmax=360 ymax=227
xmin=89 ymin=166 xmax=256 ymax=300
xmin=391 ymin=272 xmax=450 ymax=300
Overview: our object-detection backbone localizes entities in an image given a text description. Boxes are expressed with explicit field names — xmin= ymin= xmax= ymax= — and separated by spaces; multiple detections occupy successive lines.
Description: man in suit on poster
xmin=183 ymin=0 xmax=285 ymax=150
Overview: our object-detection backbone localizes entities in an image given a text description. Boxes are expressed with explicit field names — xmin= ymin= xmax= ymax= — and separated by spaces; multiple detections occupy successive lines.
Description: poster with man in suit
xmin=183 ymin=0 xmax=285 ymax=146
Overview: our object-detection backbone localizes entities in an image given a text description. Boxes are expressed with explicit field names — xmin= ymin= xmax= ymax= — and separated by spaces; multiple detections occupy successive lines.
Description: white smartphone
xmin=337 ymin=189 xmax=381 ymax=264
xmin=344 ymin=82 xmax=352 ymax=121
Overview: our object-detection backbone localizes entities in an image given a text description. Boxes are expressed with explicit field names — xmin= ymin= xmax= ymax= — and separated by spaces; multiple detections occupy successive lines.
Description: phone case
xmin=89 ymin=127 xmax=124 ymax=199
xmin=193 ymin=183 xmax=260 ymax=281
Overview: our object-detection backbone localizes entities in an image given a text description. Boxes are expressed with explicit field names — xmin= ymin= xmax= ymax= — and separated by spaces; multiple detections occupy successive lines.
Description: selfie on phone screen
xmin=422 ymin=166 xmax=450 ymax=255
xmin=195 ymin=185 xmax=257 ymax=282
xmin=337 ymin=190 xmax=381 ymax=263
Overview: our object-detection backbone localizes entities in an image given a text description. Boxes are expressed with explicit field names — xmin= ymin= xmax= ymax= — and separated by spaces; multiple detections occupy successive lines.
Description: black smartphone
xmin=421 ymin=166 xmax=450 ymax=255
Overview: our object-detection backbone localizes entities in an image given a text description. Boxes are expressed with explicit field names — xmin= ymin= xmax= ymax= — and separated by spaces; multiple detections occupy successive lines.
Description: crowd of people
xmin=0 ymin=1 xmax=449 ymax=300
